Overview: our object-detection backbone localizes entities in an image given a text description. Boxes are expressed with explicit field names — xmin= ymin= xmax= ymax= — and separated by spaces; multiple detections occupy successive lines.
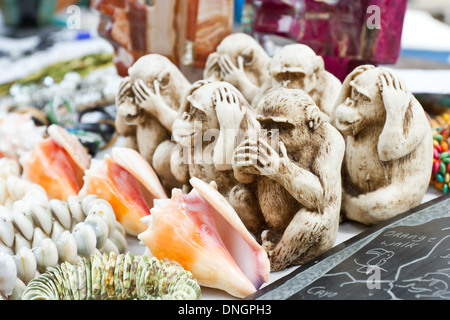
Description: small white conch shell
xmin=0 ymin=251 xmax=17 ymax=297
xmin=85 ymin=214 xmax=109 ymax=250
xmin=0 ymin=215 xmax=14 ymax=247
xmin=14 ymin=247 xmax=36 ymax=284
xmin=33 ymin=238 xmax=59 ymax=273
xmin=72 ymin=222 xmax=97 ymax=258
xmin=13 ymin=210 xmax=34 ymax=241
xmin=14 ymin=233 xmax=30 ymax=253
xmin=55 ymin=231 xmax=79 ymax=265
xmin=48 ymin=199 xmax=72 ymax=230
xmin=29 ymin=204 xmax=53 ymax=235
xmin=31 ymin=227 xmax=47 ymax=248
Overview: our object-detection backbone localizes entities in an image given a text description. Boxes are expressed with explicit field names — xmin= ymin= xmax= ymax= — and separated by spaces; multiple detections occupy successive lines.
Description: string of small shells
xmin=0 ymin=159 xmax=128 ymax=300
xmin=0 ymin=158 xmax=47 ymax=210
xmin=22 ymin=251 xmax=202 ymax=300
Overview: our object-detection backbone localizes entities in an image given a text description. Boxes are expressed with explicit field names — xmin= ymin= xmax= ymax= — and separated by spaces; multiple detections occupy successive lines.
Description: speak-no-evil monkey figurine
xmin=231 ymin=88 xmax=345 ymax=271
xmin=332 ymin=65 xmax=433 ymax=225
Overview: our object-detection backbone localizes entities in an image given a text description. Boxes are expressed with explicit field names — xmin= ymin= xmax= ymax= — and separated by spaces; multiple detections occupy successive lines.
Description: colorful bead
xmin=439 ymin=162 xmax=447 ymax=175
xmin=430 ymin=113 xmax=450 ymax=194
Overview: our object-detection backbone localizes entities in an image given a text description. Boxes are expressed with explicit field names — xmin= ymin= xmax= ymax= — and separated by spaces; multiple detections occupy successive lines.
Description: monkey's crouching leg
xmin=229 ymin=183 xmax=267 ymax=240
xmin=265 ymin=207 xmax=339 ymax=272
xmin=153 ymin=140 xmax=183 ymax=193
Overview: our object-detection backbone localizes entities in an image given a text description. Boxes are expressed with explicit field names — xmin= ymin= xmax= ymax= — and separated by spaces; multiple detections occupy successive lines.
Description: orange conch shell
xmin=138 ymin=177 xmax=270 ymax=298
xmin=22 ymin=124 xmax=91 ymax=201
xmin=80 ymin=147 xmax=167 ymax=236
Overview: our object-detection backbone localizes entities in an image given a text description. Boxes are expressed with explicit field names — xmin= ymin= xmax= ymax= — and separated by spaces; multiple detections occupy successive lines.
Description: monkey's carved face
xmin=271 ymin=71 xmax=317 ymax=93
xmin=269 ymin=46 xmax=322 ymax=94
xmin=256 ymin=89 xmax=314 ymax=153
xmin=334 ymin=70 xmax=386 ymax=136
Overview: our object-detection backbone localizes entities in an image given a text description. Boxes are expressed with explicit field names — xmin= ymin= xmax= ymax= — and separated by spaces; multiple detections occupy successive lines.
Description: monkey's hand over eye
xmin=214 ymin=87 xmax=246 ymax=131
xmin=380 ymin=71 xmax=410 ymax=118
xmin=116 ymin=76 xmax=132 ymax=105
xmin=132 ymin=79 xmax=166 ymax=117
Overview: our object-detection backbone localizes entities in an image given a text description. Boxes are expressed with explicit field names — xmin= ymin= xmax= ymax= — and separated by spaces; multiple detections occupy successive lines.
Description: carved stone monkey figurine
xmin=231 ymin=88 xmax=345 ymax=271
xmin=170 ymin=80 xmax=261 ymax=197
xmin=115 ymin=54 xmax=191 ymax=191
xmin=203 ymin=33 xmax=271 ymax=106
xmin=332 ymin=65 xmax=433 ymax=225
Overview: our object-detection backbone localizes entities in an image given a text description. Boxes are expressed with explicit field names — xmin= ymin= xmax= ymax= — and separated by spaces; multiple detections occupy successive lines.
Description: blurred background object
xmin=240 ymin=0 xmax=408 ymax=81
xmin=0 ymin=0 xmax=56 ymax=29
xmin=92 ymin=0 xmax=234 ymax=79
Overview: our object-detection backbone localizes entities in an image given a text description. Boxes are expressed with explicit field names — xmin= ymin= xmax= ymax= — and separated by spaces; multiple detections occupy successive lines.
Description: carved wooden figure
xmin=332 ymin=65 xmax=433 ymax=225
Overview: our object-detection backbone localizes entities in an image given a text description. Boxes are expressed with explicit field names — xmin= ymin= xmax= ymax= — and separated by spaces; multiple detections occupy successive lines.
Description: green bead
xmin=439 ymin=152 xmax=450 ymax=160
xmin=434 ymin=134 xmax=444 ymax=142
xmin=437 ymin=173 xmax=445 ymax=183
xmin=444 ymin=184 xmax=449 ymax=194
xmin=440 ymin=162 xmax=447 ymax=175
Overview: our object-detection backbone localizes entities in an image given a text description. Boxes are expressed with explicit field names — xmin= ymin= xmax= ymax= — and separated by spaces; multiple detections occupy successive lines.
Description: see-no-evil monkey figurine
xmin=231 ymin=88 xmax=345 ymax=271
xmin=332 ymin=65 xmax=433 ymax=225
xmin=115 ymin=54 xmax=191 ymax=191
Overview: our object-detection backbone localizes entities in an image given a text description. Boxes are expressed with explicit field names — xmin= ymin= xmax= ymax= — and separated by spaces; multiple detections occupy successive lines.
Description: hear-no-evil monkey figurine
xmin=115 ymin=54 xmax=191 ymax=191
xmin=332 ymin=65 xmax=433 ymax=225
xmin=170 ymin=80 xmax=261 ymax=197
xmin=231 ymin=88 xmax=345 ymax=271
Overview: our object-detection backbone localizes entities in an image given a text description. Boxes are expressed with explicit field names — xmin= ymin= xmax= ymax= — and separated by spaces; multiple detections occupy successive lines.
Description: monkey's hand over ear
xmin=380 ymin=71 xmax=410 ymax=119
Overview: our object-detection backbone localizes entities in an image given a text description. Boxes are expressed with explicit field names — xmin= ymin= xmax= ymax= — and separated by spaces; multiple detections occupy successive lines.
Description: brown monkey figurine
xmin=231 ymin=88 xmax=345 ymax=271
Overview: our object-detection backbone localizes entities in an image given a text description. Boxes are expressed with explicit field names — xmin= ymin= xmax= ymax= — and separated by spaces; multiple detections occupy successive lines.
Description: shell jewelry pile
xmin=22 ymin=252 xmax=201 ymax=300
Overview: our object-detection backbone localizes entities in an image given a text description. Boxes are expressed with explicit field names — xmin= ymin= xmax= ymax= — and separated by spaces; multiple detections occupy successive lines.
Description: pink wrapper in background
xmin=242 ymin=0 xmax=407 ymax=81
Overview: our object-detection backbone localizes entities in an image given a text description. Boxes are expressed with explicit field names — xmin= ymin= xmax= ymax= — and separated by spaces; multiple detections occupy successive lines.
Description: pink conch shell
xmin=22 ymin=124 xmax=91 ymax=201
xmin=80 ymin=147 xmax=167 ymax=236
xmin=138 ymin=177 xmax=270 ymax=298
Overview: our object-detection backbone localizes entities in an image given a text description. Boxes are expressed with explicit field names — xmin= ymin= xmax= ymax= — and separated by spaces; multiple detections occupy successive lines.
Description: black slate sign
xmin=290 ymin=217 xmax=450 ymax=300
xmin=248 ymin=194 xmax=450 ymax=300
